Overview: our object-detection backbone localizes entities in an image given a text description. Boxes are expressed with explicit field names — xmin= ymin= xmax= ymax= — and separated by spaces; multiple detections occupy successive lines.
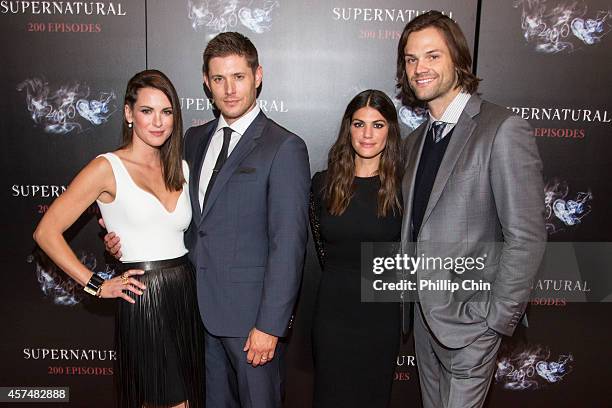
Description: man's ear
xmin=203 ymin=74 xmax=210 ymax=92
xmin=255 ymin=65 xmax=263 ymax=88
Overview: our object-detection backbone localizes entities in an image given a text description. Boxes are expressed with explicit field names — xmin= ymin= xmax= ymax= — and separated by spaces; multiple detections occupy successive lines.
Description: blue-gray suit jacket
xmin=184 ymin=111 xmax=311 ymax=338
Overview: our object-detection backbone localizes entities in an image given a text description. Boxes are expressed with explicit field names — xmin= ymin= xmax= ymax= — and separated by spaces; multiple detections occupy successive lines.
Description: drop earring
xmin=128 ymin=122 xmax=133 ymax=128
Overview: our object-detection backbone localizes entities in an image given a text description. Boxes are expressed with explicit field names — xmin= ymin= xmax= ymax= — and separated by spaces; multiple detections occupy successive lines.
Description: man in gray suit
xmin=105 ymin=32 xmax=310 ymax=408
xmin=396 ymin=11 xmax=546 ymax=407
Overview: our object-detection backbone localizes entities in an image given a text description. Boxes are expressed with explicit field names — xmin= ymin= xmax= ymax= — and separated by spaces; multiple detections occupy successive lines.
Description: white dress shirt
xmin=198 ymin=105 xmax=261 ymax=210
xmin=426 ymin=91 xmax=471 ymax=141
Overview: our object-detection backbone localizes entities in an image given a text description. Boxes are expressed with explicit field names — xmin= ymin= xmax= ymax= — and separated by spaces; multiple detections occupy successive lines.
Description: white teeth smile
xmin=416 ymin=78 xmax=434 ymax=84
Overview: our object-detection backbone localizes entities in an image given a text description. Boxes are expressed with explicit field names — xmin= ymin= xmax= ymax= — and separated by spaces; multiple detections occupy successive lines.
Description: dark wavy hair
xmin=120 ymin=69 xmax=184 ymax=191
xmin=324 ymin=90 xmax=402 ymax=217
xmin=396 ymin=11 xmax=480 ymax=108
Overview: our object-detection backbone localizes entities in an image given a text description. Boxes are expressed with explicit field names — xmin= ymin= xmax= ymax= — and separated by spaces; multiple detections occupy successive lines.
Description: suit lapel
xmin=190 ymin=120 xmax=217 ymax=225
xmin=401 ymin=123 xmax=427 ymax=243
xmin=419 ymin=95 xmax=481 ymax=233
xmin=199 ymin=111 xmax=267 ymax=224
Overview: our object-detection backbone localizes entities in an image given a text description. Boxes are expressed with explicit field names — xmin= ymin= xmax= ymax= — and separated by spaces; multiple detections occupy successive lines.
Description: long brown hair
xmin=396 ymin=11 xmax=481 ymax=108
xmin=324 ymin=90 xmax=402 ymax=217
xmin=120 ymin=69 xmax=184 ymax=191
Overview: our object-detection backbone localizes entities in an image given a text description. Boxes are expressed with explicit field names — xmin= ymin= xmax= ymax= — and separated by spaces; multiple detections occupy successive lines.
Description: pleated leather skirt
xmin=115 ymin=256 xmax=205 ymax=408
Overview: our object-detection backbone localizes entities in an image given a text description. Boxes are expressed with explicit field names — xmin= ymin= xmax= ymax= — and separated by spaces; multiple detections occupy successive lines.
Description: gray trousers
xmin=414 ymin=304 xmax=501 ymax=408
xmin=204 ymin=330 xmax=285 ymax=408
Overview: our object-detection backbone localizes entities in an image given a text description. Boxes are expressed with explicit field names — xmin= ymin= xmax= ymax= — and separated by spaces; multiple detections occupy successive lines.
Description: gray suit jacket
xmin=401 ymin=95 xmax=546 ymax=348
xmin=184 ymin=111 xmax=311 ymax=338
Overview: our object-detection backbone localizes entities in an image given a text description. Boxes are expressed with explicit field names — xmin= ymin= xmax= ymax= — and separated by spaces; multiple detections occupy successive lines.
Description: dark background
xmin=1 ymin=0 xmax=610 ymax=406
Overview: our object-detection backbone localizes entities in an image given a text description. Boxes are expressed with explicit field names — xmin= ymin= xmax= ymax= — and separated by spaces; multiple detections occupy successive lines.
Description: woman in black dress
xmin=310 ymin=89 xmax=403 ymax=407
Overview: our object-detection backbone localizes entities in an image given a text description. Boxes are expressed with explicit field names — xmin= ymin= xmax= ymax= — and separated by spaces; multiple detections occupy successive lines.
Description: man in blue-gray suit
xmin=183 ymin=32 xmax=310 ymax=408
xmin=105 ymin=32 xmax=310 ymax=408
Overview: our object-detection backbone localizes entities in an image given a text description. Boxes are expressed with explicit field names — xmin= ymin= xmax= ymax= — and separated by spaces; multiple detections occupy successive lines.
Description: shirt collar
xmin=428 ymin=91 xmax=471 ymax=126
xmin=215 ymin=104 xmax=261 ymax=136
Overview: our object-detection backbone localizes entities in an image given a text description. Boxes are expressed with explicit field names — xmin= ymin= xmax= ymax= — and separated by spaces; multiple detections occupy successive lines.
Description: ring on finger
xmin=121 ymin=272 xmax=129 ymax=285
xmin=261 ymin=355 xmax=268 ymax=360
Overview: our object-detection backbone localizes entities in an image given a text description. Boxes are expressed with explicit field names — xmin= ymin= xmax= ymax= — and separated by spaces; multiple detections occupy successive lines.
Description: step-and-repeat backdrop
xmin=1 ymin=0 xmax=609 ymax=406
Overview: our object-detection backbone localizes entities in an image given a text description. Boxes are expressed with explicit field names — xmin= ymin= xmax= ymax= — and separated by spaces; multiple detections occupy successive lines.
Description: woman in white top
xmin=34 ymin=70 xmax=204 ymax=408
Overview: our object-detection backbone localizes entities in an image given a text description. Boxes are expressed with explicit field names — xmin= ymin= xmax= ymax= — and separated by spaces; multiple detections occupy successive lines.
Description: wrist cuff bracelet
xmin=84 ymin=273 xmax=105 ymax=297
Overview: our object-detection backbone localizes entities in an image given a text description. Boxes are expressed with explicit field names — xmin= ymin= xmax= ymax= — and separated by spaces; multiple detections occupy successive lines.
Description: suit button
xmin=198 ymin=231 xmax=206 ymax=237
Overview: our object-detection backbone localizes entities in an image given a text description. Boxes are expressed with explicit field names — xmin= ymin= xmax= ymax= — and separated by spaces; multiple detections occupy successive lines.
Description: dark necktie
xmin=429 ymin=121 xmax=446 ymax=143
xmin=203 ymin=126 xmax=232 ymax=208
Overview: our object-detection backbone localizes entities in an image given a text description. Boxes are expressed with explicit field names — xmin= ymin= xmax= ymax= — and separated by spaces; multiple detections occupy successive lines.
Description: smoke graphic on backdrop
xmin=495 ymin=346 xmax=574 ymax=390
xmin=397 ymin=105 xmax=427 ymax=130
xmin=16 ymin=77 xmax=117 ymax=134
xmin=27 ymin=251 xmax=116 ymax=306
xmin=187 ymin=0 xmax=279 ymax=34
xmin=544 ymin=179 xmax=592 ymax=234
xmin=514 ymin=0 xmax=612 ymax=53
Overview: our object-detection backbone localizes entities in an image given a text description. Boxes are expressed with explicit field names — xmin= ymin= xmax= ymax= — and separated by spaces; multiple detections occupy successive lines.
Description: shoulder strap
xmin=96 ymin=152 xmax=129 ymax=196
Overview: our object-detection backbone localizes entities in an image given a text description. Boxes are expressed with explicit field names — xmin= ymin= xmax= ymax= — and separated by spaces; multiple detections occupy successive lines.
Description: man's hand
xmin=243 ymin=327 xmax=278 ymax=367
xmin=98 ymin=218 xmax=122 ymax=259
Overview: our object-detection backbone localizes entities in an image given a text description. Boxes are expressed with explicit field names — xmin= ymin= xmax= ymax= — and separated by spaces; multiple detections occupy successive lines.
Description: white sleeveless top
xmin=96 ymin=152 xmax=191 ymax=262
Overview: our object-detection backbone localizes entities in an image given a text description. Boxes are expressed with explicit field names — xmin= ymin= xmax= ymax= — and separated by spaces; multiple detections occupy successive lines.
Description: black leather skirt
xmin=115 ymin=255 xmax=205 ymax=408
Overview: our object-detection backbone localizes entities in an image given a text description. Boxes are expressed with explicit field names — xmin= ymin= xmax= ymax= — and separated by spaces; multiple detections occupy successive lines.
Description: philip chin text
xmin=372 ymin=279 xmax=491 ymax=292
